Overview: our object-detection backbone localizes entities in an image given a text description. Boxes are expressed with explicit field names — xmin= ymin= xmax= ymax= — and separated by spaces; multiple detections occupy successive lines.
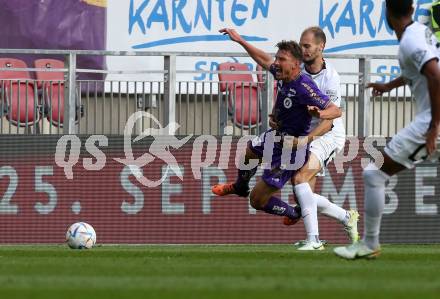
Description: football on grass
xmin=66 ymin=222 xmax=96 ymax=249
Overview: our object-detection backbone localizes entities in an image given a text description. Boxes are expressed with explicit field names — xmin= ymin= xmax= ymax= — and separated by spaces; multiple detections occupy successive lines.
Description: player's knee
xmin=249 ymin=196 xmax=263 ymax=210
xmin=293 ymin=172 xmax=309 ymax=185
xmin=249 ymin=191 xmax=265 ymax=210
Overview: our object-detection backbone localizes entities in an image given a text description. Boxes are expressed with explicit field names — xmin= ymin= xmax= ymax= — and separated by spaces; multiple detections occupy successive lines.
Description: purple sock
xmin=262 ymin=196 xmax=301 ymax=220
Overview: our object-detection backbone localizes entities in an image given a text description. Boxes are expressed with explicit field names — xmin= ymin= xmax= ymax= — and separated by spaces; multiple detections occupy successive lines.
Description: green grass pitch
xmin=0 ymin=245 xmax=439 ymax=299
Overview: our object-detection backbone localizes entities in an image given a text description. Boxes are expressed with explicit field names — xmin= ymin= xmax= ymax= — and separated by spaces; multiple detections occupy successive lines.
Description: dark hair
xmin=276 ymin=40 xmax=302 ymax=60
xmin=386 ymin=0 xmax=413 ymax=17
xmin=302 ymin=26 xmax=327 ymax=45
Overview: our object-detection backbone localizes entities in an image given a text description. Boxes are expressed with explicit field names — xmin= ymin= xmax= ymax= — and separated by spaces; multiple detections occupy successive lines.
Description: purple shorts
xmin=248 ymin=129 xmax=309 ymax=189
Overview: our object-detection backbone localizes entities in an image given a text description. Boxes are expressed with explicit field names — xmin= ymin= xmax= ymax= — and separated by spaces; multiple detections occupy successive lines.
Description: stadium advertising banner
xmin=0 ymin=0 xmax=434 ymax=82
xmin=107 ymin=0 xmax=434 ymax=81
xmin=0 ymin=133 xmax=439 ymax=244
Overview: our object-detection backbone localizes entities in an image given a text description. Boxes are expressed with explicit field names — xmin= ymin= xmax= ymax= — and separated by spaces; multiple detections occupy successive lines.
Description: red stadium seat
xmin=218 ymin=62 xmax=260 ymax=129
xmin=34 ymin=59 xmax=64 ymax=88
xmin=0 ymin=58 xmax=39 ymax=126
xmin=34 ymin=59 xmax=66 ymax=127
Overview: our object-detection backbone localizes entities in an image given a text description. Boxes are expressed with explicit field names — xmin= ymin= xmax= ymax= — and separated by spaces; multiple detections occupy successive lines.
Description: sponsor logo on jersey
xmin=326 ymin=89 xmax=338 ymax=102
xmin=283 ymin=98 xmax=293 ymax=109
xmin=272 ymin=205 xmax=286 ymax=214
xmin=301 ymin=83 xmax=326 ymax=106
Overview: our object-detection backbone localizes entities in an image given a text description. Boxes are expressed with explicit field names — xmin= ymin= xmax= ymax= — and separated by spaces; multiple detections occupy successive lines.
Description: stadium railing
xmin=0 ymin=49 xmax=414 ymax=137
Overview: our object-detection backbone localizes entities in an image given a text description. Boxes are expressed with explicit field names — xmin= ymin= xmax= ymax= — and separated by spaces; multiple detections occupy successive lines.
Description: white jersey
xmin=384 ymin=22 xmax=440 ymax=169
xmin=301 ymin=61 xmax=345 ymax=138
xmin=399 ymin=22 xmax=440 ymax=115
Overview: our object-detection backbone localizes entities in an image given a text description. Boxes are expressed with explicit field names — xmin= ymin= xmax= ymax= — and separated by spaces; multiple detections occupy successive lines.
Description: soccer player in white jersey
xmin=285 ymin=27 xmax=359 ymax=250
xmin=334 ymin=0 xmax=440 ymax=259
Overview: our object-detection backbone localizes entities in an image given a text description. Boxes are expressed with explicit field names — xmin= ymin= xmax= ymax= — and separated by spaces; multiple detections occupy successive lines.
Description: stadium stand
xmin=34 ymin=58 xmax=65 ymax=127
xmin=0 ymin=58 xmax=39 ymax=127
xmin=218 ymin=62 xmax=260 ymax=130
xmin=34 ymin=58 xmax=84 ymax=128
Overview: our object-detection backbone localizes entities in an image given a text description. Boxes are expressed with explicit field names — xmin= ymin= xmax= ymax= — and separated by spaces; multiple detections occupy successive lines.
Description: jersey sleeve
xmin=324 ymin=71 xmax=342 ymax=107
xmin=298 ymin=80 xmax=330 ymax=110
xmin=401 ymin=27 xmax=439 ymax=73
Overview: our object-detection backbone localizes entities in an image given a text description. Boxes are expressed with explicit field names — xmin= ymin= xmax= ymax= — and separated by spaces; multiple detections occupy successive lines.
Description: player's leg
xmin=306 ymin=135 xmax=353 ymax=228
xmin=313 ymin=192 xmax=359 ymax=242
xmin=334 ymin=116 xmax=427 ymax=259
xmin=308 ymin=176 xmax=317 ymax=192
xmin=310 ymin=160 xmax=360 ymax=243
xmin=362 ymin=154 xmax=405 ymax=248
xmin=334 ymin=153 xmax=404 ymax=259
xmin=212 ymin=130 xmax=277 ymax=197
xmin=212 ymin=145 xmax=261 ymax=197
xmin=287 ymin=169 xmax=359 ymax=244
xmin=291 ymin=153 xmax=323 ymax=249
xmin=305 ymin=177 xmax=359 ymax=243
xmin=288 ymin=133 xmax=360 ymax=244
xmin=249 ymin=179 xmax=301 ymax=221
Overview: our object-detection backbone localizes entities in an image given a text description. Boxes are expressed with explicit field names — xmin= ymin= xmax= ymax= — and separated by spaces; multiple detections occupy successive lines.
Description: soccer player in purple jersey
xmin=212 ymin=28 xmax=341 ymax=228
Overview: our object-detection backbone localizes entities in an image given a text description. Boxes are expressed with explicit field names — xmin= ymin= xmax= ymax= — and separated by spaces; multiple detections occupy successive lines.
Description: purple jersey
xmin=270 ymin=64 xmax=330 ymax=137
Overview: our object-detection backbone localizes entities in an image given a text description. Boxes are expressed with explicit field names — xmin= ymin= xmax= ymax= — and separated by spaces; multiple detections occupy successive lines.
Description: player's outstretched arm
xmin=367 ymin=76 xmax=406 ymax=96
xmin=219 ymin=28 xmax=273 ymax=69
xmin=307 ymin=103 xmax=341 ymax=120
xmin=422 ymin=59 xmax=440 ymax=155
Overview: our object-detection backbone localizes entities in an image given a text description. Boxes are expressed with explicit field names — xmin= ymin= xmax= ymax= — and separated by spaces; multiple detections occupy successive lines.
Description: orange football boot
xmin=211 ymin=183 xmax=249 ymax=197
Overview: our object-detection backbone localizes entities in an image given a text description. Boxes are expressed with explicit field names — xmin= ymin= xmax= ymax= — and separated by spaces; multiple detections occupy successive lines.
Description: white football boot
xmin=344 ymin=210 xmax=360 ymax=243
xmin=297 ymin=240 xmax=325 ymax=251
xmin=334 ymin=241 xmax=381 ymax=260
xmin=294 ymin=240 xmax=328 ymax=246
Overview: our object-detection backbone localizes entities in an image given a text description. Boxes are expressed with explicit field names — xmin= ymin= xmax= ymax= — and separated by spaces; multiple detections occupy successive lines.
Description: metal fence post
xmin=163 ymin=55 xmax=176 ymax=135
xmin=64 ymin=52 xmax=77 ymax=134
xmin=358 ymin=57 xmax=371 ymax=137
xmin=260 ymin=69 xmax=274 ymax=132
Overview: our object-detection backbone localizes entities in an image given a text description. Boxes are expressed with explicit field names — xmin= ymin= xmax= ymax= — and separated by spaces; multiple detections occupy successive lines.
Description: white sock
xmin=294 ymin=183 xmax=318 ymax=242
xmin=314 ymin=193 xmax=348 ymax=224
xmin=362 ymin=163 xmax=390 ymax=249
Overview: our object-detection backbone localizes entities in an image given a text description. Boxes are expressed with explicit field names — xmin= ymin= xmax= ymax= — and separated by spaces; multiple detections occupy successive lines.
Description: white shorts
xmin=385 ymin=110 xmax=440 ymax=169
xmin=309 ymin=131 xmax=346 ymax=176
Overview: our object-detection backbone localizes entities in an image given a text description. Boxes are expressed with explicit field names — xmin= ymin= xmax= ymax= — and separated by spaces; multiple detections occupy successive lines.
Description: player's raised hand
xmin=367 ymin=82 xmax=391 ymax=96
xmin=219 ymin=28 xmax=244 ymax=43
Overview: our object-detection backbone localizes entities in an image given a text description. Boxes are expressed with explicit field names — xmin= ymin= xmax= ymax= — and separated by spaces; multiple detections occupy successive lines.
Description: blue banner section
xmin=128 ymin=0 xmax=270 ymax=50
